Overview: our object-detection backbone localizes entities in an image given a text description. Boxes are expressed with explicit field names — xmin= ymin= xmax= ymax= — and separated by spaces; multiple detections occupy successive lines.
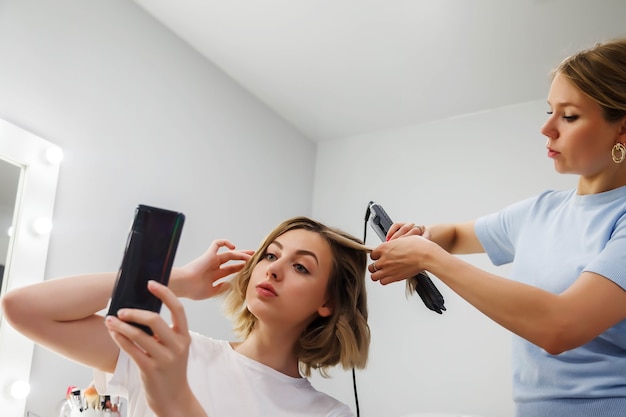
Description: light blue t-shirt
xmin=475 ymin=186 xmax=626 ymax=417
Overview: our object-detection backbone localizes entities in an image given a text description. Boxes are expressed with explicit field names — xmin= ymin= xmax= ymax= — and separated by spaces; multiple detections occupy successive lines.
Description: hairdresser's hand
xmin=369 ymin=235 xmax=437 ymax=285
xmin=386 ymin=222 xmax=431 ymax=241
xmin=172 ymin=239 xmax=254 ymax=300
xmin=105 ymin=281 xmax=208 ymax=417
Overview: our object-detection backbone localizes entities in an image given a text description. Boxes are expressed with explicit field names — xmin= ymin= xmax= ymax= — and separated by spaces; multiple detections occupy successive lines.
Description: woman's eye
xmin=265 ymin=252 xmax=277 ymax=261
xmin=294 ymin=264 xmax=309 ymax=274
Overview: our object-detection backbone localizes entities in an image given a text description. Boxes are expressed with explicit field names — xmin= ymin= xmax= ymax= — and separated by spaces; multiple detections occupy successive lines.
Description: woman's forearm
xmin=1 ymin=272 xmax=121 ymax=371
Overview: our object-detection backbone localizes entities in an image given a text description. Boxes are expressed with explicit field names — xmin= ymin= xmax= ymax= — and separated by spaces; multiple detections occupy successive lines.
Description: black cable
xmin=352 ymin=203 xmax=372 ymax=417
xmin=352 ymin=368 xmax=360 ymax=417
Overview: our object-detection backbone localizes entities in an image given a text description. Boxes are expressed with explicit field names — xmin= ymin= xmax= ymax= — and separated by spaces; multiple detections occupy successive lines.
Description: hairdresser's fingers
xmin=377 ymin=275 xmax=406 ymax=286
xmin=386 ymin=222 xmax=404 ymax=239
xmin=387 ymin=222 xmax=417 ymax=240
xmin=369 ymin=246 xmax=381 ymax=263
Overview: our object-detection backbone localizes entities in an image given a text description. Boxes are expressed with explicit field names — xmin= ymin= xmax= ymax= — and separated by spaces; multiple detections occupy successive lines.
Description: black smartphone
xmin=368 ymin=201 xmax=446 ymax=314
xmin=107 ymin=204 xmax=185 ymax=334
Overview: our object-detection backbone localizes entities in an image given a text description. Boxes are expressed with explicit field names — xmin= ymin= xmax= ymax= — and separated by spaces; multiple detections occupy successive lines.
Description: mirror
xmin=0 ymin=119 xmax=62 ymax=417
xmin=0 ymin=160 xmax=20 ymax=295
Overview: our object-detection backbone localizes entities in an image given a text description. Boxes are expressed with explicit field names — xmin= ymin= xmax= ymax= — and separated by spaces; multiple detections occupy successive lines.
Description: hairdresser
xmin=369 ymin=38 xmax=626 ymax=417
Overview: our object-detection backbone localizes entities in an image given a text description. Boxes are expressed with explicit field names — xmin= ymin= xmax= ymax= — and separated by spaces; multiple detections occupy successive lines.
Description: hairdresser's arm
xmin=386 ymin=221 xmax=484 ymax=254
xmin=0 ymin=273 xmax=120 ymax=373
xmin=371 ymin=232 xmax=626 ymax=354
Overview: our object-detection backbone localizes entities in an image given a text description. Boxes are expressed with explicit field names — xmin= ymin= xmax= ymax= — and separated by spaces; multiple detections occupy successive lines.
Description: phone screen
xmin=107 ymin=205 xmax=185 ymax=333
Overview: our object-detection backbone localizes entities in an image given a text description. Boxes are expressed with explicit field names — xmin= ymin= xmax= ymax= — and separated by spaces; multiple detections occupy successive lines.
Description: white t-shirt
xmin=94 ymin=332 xmax=355 ymax=417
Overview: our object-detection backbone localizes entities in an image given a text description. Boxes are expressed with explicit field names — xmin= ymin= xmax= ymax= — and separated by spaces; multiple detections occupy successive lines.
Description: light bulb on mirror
xmin=6 ymin=225 xmax=12 ymax=237
xmin=45 ymin=147 xmax=64 ymax=164
xmin=9 ymin=380 xmax=30 ymax=400
xmin=32 ymin=217 xmax=52 ymax=235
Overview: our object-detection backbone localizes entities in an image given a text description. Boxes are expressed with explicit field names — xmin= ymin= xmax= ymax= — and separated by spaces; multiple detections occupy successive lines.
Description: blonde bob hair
xmin=223 ymin=216 xmax=370 ymax=377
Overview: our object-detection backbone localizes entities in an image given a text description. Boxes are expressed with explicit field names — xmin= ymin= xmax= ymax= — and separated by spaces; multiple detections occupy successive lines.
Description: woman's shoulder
xmin=188 ymin=332 xmax=232 ymax=355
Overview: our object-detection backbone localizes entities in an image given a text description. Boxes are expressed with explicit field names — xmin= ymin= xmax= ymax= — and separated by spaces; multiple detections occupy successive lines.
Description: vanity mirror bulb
xmin=9 ymin=380 xmax=30 ymax=400
xmin=6 ymin=226 xmax=12 ymax=237
xmin=32 ymin=218 xmax=52 ymax=235
xmin=45 ymin=147 xmax=64 ymax=164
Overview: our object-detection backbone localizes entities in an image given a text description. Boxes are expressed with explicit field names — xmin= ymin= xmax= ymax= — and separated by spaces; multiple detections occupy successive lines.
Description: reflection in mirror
xmin=0 ymin=160 xmax=20 ymax=295
xmin=0 ymin=119 xmax=62 ymax=417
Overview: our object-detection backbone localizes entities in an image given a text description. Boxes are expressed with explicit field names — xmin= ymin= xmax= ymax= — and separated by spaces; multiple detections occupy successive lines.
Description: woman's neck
xmin=231 ymin=326 xmax=302 ymax=378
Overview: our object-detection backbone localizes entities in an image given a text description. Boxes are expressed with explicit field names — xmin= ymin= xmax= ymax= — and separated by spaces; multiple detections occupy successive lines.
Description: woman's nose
xmin=266 ymin=261 xmax=281 ymax=280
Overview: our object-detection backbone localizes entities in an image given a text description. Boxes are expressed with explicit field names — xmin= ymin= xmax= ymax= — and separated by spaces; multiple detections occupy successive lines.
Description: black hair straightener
xmin=366 ymin=201 xmax=446 ymax=314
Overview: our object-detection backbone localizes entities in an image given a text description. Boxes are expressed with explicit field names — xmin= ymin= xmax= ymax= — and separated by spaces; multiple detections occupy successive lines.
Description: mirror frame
xmin=0 ymin=119 xmax=61 ymax=416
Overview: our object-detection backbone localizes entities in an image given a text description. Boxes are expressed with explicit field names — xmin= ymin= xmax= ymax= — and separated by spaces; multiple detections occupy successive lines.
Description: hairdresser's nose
xmin=541 ymin=115 xmax=558 ymax=141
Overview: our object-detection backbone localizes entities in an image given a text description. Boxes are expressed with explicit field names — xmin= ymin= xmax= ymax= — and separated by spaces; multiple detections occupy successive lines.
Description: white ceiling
xmin=133 ymin=0 xmax=626 ymax=142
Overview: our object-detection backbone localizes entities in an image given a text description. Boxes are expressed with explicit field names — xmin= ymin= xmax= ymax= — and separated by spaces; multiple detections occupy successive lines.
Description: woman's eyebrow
xmin=271 ymin=239 xmax=319 ymax=266
xmin=294 ymin=250 xmax=319 ymax=266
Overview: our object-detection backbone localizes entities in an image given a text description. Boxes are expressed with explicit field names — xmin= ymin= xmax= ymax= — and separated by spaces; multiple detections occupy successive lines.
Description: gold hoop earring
xmin=612 ymin=142 xmax=626 ymax=164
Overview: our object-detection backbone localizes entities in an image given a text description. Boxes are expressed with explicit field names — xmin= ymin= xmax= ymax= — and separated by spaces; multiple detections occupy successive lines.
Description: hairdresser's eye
xmin=563 ymin=115 xmax=579 ymax=122
xmin=294 ymin=264 xmax=310 ymax=274
xmin=546 ymin=111 xmax=554 ymax=116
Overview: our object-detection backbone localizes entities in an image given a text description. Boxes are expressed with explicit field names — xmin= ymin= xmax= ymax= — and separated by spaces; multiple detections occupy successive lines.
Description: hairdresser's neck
xmin=577 ymin=170 xmax=626 ymax=195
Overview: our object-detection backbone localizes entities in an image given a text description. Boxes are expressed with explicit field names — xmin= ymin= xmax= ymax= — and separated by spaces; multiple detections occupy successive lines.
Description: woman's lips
xmin=256 ymin=283 xmax=277 ymax=297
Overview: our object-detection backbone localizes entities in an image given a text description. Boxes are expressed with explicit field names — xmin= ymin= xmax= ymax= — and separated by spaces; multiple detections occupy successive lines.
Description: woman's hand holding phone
xmin=105 ymin=280 xmax=207 ymax=417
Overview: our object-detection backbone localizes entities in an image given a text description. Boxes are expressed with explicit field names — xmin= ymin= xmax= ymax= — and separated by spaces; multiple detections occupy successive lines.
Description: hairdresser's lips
xmin=256 ymin=282 xmax=277 ymax=297
xmin=547 ymin=147 xmax=561 ymax=158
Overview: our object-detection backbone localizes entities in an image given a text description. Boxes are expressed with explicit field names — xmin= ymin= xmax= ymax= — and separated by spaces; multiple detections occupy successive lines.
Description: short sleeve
xmin=474 ymin=196 xmax=537 ymax=266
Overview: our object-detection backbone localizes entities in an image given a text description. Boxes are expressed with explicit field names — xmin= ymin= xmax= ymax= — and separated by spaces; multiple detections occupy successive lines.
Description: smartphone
xmin=368 ymin=201 xmax=446 ymax=314
xmin=107 ymin=204 xmax=185 ymax=334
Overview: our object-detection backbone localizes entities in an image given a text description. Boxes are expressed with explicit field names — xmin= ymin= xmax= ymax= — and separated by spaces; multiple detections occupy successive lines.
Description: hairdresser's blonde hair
xmin=223 ymin=216 xmax=370 ymax=377
xmin=553 ymin=38 xmax=626 ymax=122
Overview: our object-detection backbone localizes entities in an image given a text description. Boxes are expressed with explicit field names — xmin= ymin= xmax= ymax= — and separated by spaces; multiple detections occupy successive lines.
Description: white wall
xmin=310 ymin=101 xmax=578 ymax=417
xmin=0 ymin=1 xmax=316 ymax=416
xmin=0 ymin=2 xmax=584 ymax=417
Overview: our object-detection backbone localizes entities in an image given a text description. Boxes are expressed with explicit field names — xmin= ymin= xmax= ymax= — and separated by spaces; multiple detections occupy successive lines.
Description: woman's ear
xmin=317 ymin=299 xmax=333 ymax=318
